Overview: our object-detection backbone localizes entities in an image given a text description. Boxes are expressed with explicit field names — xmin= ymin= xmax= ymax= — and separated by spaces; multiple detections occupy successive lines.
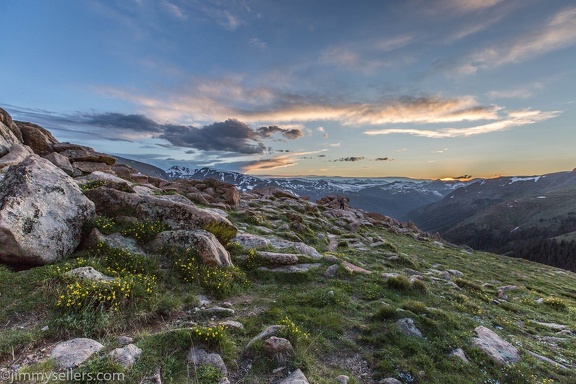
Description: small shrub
xmin=410 ymin=279 xmax=429 ymax=294
xmin=203 ymin=221 xmax=237 ymax=246
xmin=241 ymin=248 xmax=267 ymax=271
xmin=191 ymin=325 xmax=228 ymax=349
xmin=401 ymin=300 xmax=427 ymax=314
xmin=337 ymin=240 xmax=349 ymax=249
xmin=454 ymin=278 xmax=483 ymax=292
xmin=279 ymin=317 xmax=309 ymax=347
xmin=386 ymin=275 xmax=411 ymax=291
xmin=91 ymin=243 xmax=159 ymax=276
xmin=374 ymin=305 xmax=397 ymax=320
xmin=199 ymin=265 xmax=249 ymax=299
xmin=542 ymin=296 xmax=567 ymax=311
xmin=80 ymin=180 xmax=106 ymax=191
xmin=193 ymin=364 xmax=222 ymax=384
xmin=88 ymin=215 xmax=117 ymax=235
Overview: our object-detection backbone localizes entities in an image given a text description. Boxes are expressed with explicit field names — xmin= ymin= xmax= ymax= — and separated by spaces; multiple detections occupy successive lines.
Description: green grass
xmin=2 ymin=197 xmax=576 ymax=383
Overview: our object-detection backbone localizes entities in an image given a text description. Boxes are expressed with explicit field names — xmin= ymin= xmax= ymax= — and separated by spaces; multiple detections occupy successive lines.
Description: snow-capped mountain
xmin=166 ymin=166 xmax=471 ymax=220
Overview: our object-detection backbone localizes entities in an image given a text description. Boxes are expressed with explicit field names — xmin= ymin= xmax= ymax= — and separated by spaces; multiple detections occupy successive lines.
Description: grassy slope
xmin=1 ymin=196 xmax=576 ymax=383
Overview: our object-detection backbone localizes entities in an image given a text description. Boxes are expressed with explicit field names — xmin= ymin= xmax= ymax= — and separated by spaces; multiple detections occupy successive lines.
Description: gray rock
xmin=73 ymin=161 xmax=112 ymax=174
xmin=450 ymin=348 xmax=469 ymax=363
xmin=258 ymin=263 xmax=322 ymax=273
xmin=257 ymin=251 xmax=299 ymax=265
xmin=395 ymin=318 xmax=424 ymax=338
xmin=529 ymin=320 xmax=568 ymax=331
xmin=498 ymin=285 xmax=518 ymax=291
xmin=278 ymin=369 xmax=309 ymax=384
xmin=187 ymin=347 xmax=228 ymax=378
xmin=324 ymin=264 xmax=339 ymax=278
xmin=527 ymin=350 xmax=569 ymax=370
xmin=153 ymin=230 xmax=233 ymax=267
xmin=219 ymin=320 xmax=244 ymax=331
xmin=335 ymin=375 xmax=349 ymax=384
xmin=244 ymin=325 xmax=284 ymax=353
xmin=233 ymin=233 xmax=271 ymax=249
xmin=0 ymin=144 xmax=32 ymax=169
xmin=0 ymin=109 xmax=22 ymax=156
xmin=379 ymin=379 xmax=402 ymax=384
xmin=51 ymin=338 xmax=104 ymax=369
xmin=197 ymin=306 xmax=235 ymax=318
xmin=109 ymin=344 xmax=142 ymax=368
xmin=0 ymin=155 xmax=95 ymax=265
xmin=472 ymin=326 xmax=521 ymax=364
xmin=341 ymin=260 xmax=371 ymax=274
xmin=65 ymin=266 xmax=115 ymax=282
xmin=116 ymin=336 xmax=133 ymax=346
xmin=43 ymin=151 xmax=74 ymax=175
xmin=59 ymin=148 xmax=116 ymax=165
xmin=268 ymin=237 xmax=323 ymax=259
xmin=263 ymin=336 xmax=294 ymax=364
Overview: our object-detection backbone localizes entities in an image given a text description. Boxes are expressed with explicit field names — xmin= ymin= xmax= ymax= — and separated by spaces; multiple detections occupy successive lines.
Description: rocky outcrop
xmin=152 ymin=230 xmax=233 ymax=267
xmin=83 ymin=186 xmax=236 ymax=233
xmin=15 ymin=121 xmax=59 ymax=156
xmin=0 ymin=155 xmax=95 ymax=265
xmin=0 ymin=143 xmax=32 ymax=169
xmin=187 ymin=347 xmax=228 ymax=381
xmin=278 ymin=369 xmax=310 ymax=384
xmin=109 ymin=344 xmax=142 ymax=368
xmin=159 ymin=178 xmax=240 ymax=207
xmin=395 ymin=318 xmax=424 ymax=338
xmin=43 ymin=151 xmax=74 ymax=175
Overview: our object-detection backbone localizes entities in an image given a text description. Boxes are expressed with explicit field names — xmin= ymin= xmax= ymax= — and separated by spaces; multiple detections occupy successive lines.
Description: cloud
xmin=240 ymin=157 xmax=296 ymax=172
xmin=375 ymin=157 xmax=393 ymax=161
xmin=256 ymin=125 xmax=303 ymax=139
xmin=333 ymin=156 xmax=365 ymax=162
xmin=162 ymin=1 xmax=186 ymax=19
xmin=375 ymin=35 xmax=414 ymax=51
xmin=249 ymin=37 xmax=267 ymax=49
xmin=364 ymin=109 xmax=560 ymax=138
xmin=159 ymin=119 xmax=265 ymax=154
xmin=100 ymin=80 xmax=504 ymax=128
xmin=458 ymin=7 xmax=576 ymax=73
xmin=488 ymin=83 xmax=543 ymax=99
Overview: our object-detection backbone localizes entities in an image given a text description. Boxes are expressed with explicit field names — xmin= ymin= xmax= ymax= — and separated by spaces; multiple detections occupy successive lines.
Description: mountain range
xmin=165 ymin=165 xmax=471 ymax=221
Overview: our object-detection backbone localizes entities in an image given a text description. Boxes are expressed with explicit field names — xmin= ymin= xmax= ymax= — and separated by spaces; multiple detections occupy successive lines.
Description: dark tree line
xmin=445 ymin=215 xmax=576 ymax=272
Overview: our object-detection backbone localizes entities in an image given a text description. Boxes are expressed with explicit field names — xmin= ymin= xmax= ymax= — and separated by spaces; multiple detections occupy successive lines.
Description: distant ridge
xmin=112 ymin=155 xmax=169 ymax=179
xmin=166 ymin=165 xmax=471 ymax=220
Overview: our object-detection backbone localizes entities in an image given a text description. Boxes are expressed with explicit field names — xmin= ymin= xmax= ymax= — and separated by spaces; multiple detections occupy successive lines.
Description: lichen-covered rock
xmin=15 ymin=121 xmax=59 ymax=156
xmin=257 ymin=251 xmax=299 ymax=265
xmin=59 ymin=148 xmax=116 ymax=165
xmin=187 ymin=347 xmax=228 ymax=379
xmin=278 ymin=369 xmax=310 ymax=384
xmin=152 ymin=230 xmax=233 ymax=267
xmin=50 ymin=338 xmax=104 ymax=369
xmin=83 ymin=187 xmax=236 ymax=233
xmin=263 ymin=336 xmax=294 ymax=364
xmin=0 ymin=109 xmax=22 ymax=156
xmin=65 ymin=266 xmax=114 ymax=282
xmin=0 ymin=155 xmax=95 ymax=265
xmin=395 ymin=318 xmax=424 ymax=338
xmin=73 ymin=161 xmax=113 ymax=174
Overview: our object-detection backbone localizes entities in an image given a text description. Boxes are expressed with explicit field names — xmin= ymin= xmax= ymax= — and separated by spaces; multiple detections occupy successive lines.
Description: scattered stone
xmin=219 ymin=320 xmax=244 ymax=331
xmin=244 ymin=325 xmax=284 ymax=353
xmin=529 ymin=320 xmax=568 ymax=331
xmin=196 ymin=295 xmax=211 ymax=307
xmin=382 ymin=272 xmax=400 ymax=279
xmin=109 ymin=344 xmax=142 ymax=368
xmin=257 ymin=251 xmax=299 ymax=265
xmin=197 ymin=306 xmax=235 ymax=318
xmin=395 ymin=318 xmax=423 ymax=338
xmin=65 ymin=266 xmax=115 ymax=282
xmin=472 ymin=326 xmax=521 ymax=364
xmin=527 ymin=351 xmax=569 ymax=370
xmin=450 ymin=348 xmax=469 ymax=363
xmin=117 ymin=336 xmax=133 ymax=346
xmin=324 ymin=264 xmax=339 ymax=278
xmin=496 ymin=289 xmax=508 ymax=301
xmin=498 ymin=285 xmax=518 ymax=291
xmin=0 ymin=155 xmax=95 ymax=265
xmin=447 ymin=269 xmax=464 ymax=277
xmin=51 ymin=338 xmax=104 ymax=369
xmin=152 ymin=230 xmax=233 ymax=267
xmin=335 ymin=375 xmax=349 ymax=384
xmin=263 ymin=337 xmax=294 ymax=364
xmin=187 ymin=347 xmax=228 ymax=380
xmin=257 ymin=263 xmax=322 ymax=273
xmin=341 ymin=260 xmax=371 ymax=274
xmin=379 ymin=379 xmax=402 ymax=384
xmin=41 ymin=326 xmax=49 ymax=332
xmin=278 ymin=369 xmax=309 ymax=384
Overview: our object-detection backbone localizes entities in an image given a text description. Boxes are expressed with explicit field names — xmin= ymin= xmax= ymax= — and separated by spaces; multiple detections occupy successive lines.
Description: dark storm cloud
xmin=256 ymin=125 xmax=304 ymax=139
xmin=375 ymin=157 xmax=393 ymax=161
xmin=160 ymin=119 xmax=265 ymax=154
xmin=81 ymin=113 xmax=162 ymax=132
xmin=333 ymin=156 xmax=366 ymax=162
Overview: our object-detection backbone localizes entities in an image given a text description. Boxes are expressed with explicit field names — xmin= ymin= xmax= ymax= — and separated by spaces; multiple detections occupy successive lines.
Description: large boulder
xmin=152 ymin=230 xmax=233 ymax=267
xmin=0 ymin=155 xmax=95 ymax=265
xmin=15 ymin=121 xmax=59 ymax=156
xmin=83 ymin=186 xmax=236 ymax=233
xmin=50 ymin=338 xmax=104 ymax=369
xmin=0 ymin=143 xmax=32 ymax=170
xmin=59 ymin=148 xmax=116 ymax=165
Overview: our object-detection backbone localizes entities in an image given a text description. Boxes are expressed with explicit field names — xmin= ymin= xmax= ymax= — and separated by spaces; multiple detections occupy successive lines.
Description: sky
xmin=1 ymin=0 xmax=575 ymax=179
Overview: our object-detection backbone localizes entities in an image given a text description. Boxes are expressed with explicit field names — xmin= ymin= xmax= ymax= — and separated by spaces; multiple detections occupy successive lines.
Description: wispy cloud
xmin=249 ymin=37 xmax=267 ymax=49
xmin=458 ymin=7 xmax=576 ymax=73
xmin=488 ymin=83 xmax=544 ymax=99
xmin=97 ymin=80 xmax=501 ymax=128
xmin=364 ymin=109 xmax=560 ymax=138
xmin=162 ymin=1 xmax=187 ymax=19
xmin=241 ymin=149 xmax=327 ymax=172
